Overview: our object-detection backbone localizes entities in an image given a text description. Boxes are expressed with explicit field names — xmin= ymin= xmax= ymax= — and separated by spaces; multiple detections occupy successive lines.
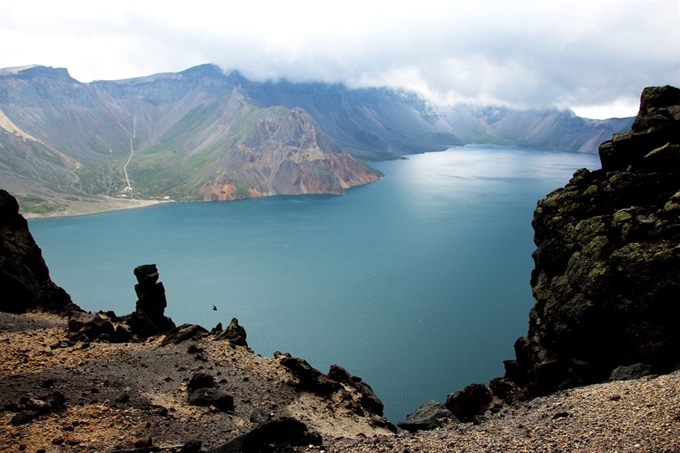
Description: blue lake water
xmin=28 ymin=145 xmax=600 ymax=423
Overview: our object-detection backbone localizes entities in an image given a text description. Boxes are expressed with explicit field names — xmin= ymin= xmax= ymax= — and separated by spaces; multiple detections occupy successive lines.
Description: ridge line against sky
xmin=0 ymin=0 xmax=678 ymax=119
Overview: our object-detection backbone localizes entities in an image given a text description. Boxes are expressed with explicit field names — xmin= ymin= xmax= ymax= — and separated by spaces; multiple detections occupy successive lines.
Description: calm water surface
xmin=29 ymin=145 xmax=600 ymax=422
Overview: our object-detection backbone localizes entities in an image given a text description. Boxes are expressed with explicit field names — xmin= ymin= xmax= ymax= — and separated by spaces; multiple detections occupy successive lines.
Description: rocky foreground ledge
xmin=0 ymin=311 xmax=397 ymax=453
xmin=1 ymin=311 xmax=679 ymax=453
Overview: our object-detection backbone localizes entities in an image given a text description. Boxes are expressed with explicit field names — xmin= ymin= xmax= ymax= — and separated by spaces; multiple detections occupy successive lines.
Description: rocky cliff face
xmin=0 ymin=190 xmax=77 ymax=313
xmin=0 ymin=65 xmax=382 ymax=214
xmin=200 ymin=107 xmax=382 ymax=201
xmin=505 ymin=85 xmax=680 ymax=394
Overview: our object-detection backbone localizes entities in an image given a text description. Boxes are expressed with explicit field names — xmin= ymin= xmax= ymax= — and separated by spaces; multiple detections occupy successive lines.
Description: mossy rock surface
xmin=506 ymin=85 xmax=680 ymax=395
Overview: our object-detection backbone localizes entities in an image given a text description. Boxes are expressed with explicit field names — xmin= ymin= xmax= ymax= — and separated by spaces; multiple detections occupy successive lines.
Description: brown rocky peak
xmin=200 ymin=106 xmax=382 ymax=202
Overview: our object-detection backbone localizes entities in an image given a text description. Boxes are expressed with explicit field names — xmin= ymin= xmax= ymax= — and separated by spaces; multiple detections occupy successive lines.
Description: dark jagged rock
xmin=114 ymin=324 xmax=133 ymax=342
xmin=326 ymin=365 xmax=385 ymax=416
xmin=161 ymin=324 xmax=209 ymax=345
xmin=488 ymin=377 xmax=524 ymax=403
xmin=187 ymin=372 xmax=216 ymax=390
xmin=179 ymin=440 xmax=202 ymax=453
xmin=326 ymin=364 xmax=352 ymax=384
xmin=279 ymin=355 xmax=341 ymax=396
xmin=210 ymin=322 xmax=223 ymax=335
xmin=599 ymin=86 xmax=680 ymax=171
xmin=609 ymin=363 xmax=653 ymax=381
xmin=186 ymin=372 xmax=234 ymax=412
xmin=505 ymin=85 xmax=680 ymax=395
xmin=125 ymin=264 xmax=175 ymax=338
xmin=354 ymin=380 xmax=384 ymax=417
xmin=250 ymin=408 xmax=272 ymax=424
xmin=0 ymin=190 xmax=79 ymax=314
xmin=213 ymin=318 xmax=247 ymax=346
xmin=187 ymin=387 xmax=234 ymax=412
xmin=398 ymin=400 xmax=456 ymax=432
xmin=445 ymin=383 xmax=492 ymax=423
xmin=206 ymin=417 xmax=322 ymax=453
xmin=67 ymin=312 xmax=115 ymax=341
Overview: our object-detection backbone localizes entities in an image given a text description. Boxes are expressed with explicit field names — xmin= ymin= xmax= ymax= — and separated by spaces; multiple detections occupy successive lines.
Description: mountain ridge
xmin=0 ymin=64 xmax=382 ymax=215
xmin=0 ymin=64 xmax=633 ymax=215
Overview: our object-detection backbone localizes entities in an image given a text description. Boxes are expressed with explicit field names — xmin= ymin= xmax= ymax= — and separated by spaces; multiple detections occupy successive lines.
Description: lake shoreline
xmin=22 ymin=197 xmax=165 ymax=220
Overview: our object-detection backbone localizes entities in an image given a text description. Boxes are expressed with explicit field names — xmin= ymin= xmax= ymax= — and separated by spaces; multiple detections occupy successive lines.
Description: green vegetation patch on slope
xmin=14 ymin=194 xmax=67 ymax=215
xmin=127 ymin=151 xmax=194 ymax=199
xmin=145 ymin=103 xmax=222 ymax=154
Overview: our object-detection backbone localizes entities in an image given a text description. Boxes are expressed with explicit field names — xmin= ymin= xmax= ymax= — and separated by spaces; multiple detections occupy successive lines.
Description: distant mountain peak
xmin=0 ymin=65 xmax=74 ymax=82
xmin=0 ymin=64 xmax=42 ymax=75
xmin=179 ymin=64 xmax=225 ymax=79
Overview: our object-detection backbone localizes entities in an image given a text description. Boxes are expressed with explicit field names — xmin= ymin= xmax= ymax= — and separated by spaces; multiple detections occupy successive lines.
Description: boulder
xmin=162 ymin=323 xmax=209 ymax=345
xmin=206 ymin=417 xmax=321 ymax=453
xmin=8 ymin=391 xmax=66 ymax=426
xmin=250 ymin=408 xmax=272 ymax=424
xmin=327 ymin=364 xmax=352 ymax=384
xmin=279 ymin=355 xmax=340 ymax=396
xmin=609 ymin=363 xmax=653 ymax=381
xmin=488 ymin=377 xmax=523 ymax=403
xmin=398 ymin=400 xmax=456 ymax=432
xmin=354 ymin=380 xmax=384 ymax=417
xmin=326 ymin=364 xmax=385 ymax=416
xmin=187 ymin=387 xmax=234 ymax=412
xmin=445 ymin=383 xmax=492 ymax=423
xmin=0 ymin=190 xmax=79 ymax=314
xmin=505 ymin=85 xmax=680 ymax=395
xmin=187 ymin=372 xmax=216 ymax=390
xmin=67 ymin=312 xmax=115 ymax=341
xmin=214 ymin=318 xmax=247 ymax=346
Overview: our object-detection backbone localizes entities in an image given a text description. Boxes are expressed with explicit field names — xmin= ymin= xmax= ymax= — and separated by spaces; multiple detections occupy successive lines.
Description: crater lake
xmin=28 ymin=145 xmax=600 ymax=423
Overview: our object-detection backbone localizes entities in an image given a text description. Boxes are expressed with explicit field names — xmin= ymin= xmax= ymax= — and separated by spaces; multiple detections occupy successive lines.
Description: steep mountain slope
xmin=200 ymin=107 xmax=382 ymax=201
xmin=235 ymin=75 xmax=461 ymax=160
xmin=439 ymin=105 xmax=635 ymax=152
xmin=0 ymin=65 xmax=381 ymax=215
xmin=0 ymin=63 xmax=634 ymax=215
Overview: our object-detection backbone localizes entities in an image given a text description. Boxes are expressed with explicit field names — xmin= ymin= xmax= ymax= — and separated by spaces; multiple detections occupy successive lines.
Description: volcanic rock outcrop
xmin=505 ymin=85 xmax=680 ymax=394
xmin=125 ymin=264 xmax=175 ymax=338
xmin=214 ymin=317 xmax=248 ymax=346
xmin=0 ymin=189 xmax=78 ymax=314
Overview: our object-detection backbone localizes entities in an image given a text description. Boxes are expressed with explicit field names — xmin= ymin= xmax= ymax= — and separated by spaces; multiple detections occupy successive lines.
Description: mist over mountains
xmin=0 ymin=64 xmax=633 ymax=215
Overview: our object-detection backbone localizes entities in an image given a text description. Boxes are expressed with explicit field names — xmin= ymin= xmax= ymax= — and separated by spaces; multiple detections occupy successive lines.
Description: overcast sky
xmin=1 ymin=1 xmax=678 ymax=118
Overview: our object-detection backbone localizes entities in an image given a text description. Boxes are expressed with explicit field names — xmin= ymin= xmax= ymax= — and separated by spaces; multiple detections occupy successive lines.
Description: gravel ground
xmin=311 ymin=370 xmax=680 ymax=453
xmin=2 ymin=312 xmax=679 ymax=453
xmin=0 ymin=312 xmax=393 ymax=452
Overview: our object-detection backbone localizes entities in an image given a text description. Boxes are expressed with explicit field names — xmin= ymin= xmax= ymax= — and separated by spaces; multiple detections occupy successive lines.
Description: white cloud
xmin=0 ymin=0 xmax=678 ymax=118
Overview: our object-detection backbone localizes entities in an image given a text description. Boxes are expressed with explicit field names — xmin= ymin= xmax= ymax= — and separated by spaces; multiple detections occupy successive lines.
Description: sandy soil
xmin=22 ymin=197 xmax=163 ymax=219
